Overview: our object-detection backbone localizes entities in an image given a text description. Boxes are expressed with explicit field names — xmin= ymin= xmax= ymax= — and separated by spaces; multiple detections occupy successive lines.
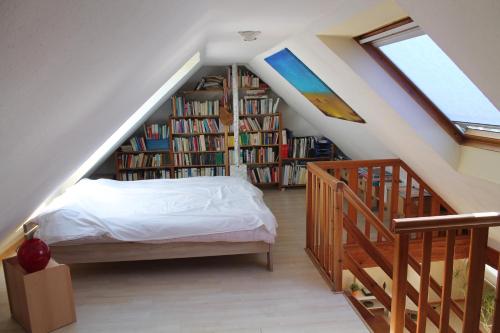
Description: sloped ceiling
xmin=249 ymin=39 xmax=394 ymax=160
xmin=1 ymin=0 xmax=499 ymax=248
xmin=0 ymin=0 xmax=367 ymax=244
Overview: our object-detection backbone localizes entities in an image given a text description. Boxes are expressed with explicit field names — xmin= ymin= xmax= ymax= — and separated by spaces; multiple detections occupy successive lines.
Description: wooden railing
xmin=305 ymin=159 xmax=499 ymax=333
xmin=392 ymin=213 xmax=500 ymax=333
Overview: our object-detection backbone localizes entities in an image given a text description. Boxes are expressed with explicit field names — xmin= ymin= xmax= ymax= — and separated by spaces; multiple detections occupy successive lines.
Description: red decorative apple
xmin=17 ymin=238 xmax=51 ymax=273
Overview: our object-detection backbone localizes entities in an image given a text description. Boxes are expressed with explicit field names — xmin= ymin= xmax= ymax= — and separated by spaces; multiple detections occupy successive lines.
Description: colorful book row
xmin=173 ymin=152 xmax=225 ymax=166
xmin=239 ymin=97 xmax=280 ymax=115
xmin=171 ymin=97 xmax=220 ymax=117
xmin=174 ymin=167 xmax=226 ymax=178
xmin=172 ymin=136 xmax=225 ymax=152
xmin=247 ymin=166 xmax=279 ymax=184
xmin=118 ymin=170 xmax=170 ymax=181
xmin=282 ymin=163 xmax=307 ymax=186
xmin=118 ymin=153 xmax=169 ymax=169
xmin=172 ymin=119 xmax=224 ymax=134
xmin=229 ymin=147 xmax=278 ymax=164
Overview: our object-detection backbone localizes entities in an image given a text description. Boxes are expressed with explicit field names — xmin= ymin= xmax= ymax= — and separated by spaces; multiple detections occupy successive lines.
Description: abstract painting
xmin=265 ymin=48 xmax=365 ymax=123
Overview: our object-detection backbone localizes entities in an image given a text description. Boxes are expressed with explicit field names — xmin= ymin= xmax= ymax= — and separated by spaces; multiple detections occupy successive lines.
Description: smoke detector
xmin=238 ymin=31 xmax=261 ymax=42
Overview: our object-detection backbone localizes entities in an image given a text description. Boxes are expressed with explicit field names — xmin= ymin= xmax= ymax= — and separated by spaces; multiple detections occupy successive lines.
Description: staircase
xmin=305 ymin=159 xmax=500 ymax=333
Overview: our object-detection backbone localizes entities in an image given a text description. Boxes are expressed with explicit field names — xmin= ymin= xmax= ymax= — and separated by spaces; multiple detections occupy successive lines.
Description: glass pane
xmin=379 ymin=35 xmax=500 ymax=126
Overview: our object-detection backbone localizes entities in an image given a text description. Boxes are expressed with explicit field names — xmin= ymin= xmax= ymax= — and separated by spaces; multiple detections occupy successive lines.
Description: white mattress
xmin=50 ymin=226 xmax=274 ymax=246
xmin=33 ymin=177 xmax=277 ymax=245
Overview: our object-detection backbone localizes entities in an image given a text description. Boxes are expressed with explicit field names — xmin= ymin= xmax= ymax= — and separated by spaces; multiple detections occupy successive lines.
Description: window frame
xmin=354 ymin=18 xmax=500 ymax=150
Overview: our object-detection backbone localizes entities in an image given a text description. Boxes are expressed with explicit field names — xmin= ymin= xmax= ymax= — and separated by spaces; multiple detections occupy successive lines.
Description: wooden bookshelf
xmin=280 ymin=139 xmax=335 ymax=188
xmin=113 ymin=66 xmax=338 ymax=188
xmin=228 ymin=110 xmax=282 ymax=187
xmin=115 ymin=150 xmax=172 ymax=181
xmin=168 ymin=91 xmax=227 ymax=174
xmin=170 ymin=115 xmax=220 ymax=119
xmin=172 ymin=132 xmax=225 ymax=136
xmin=180 ymin=87 xmax=269 ymax=96
xmin=168 ymin=66 xmax=282 ymax=186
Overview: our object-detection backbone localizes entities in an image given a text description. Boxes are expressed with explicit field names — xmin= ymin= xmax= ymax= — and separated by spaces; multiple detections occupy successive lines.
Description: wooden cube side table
xmin=2 ymin=257 xmax=76 ymax=333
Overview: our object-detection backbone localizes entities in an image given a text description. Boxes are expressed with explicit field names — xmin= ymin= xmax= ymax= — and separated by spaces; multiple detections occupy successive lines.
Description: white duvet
xmin=33 ymin=177 xmax=277 ymax=245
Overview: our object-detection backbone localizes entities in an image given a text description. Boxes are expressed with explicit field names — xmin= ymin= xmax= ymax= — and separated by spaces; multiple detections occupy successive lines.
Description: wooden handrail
xmin=305 ymin=159 xmax=497 ymax=333
xmin=393 ymin=212 xmax=500 ymax=233
xmin=313 ymin=158 xmax=400 ymax=169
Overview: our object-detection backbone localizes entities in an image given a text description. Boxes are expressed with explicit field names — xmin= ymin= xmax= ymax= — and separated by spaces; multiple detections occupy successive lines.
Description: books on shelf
xmin=290 ymin=137 xmax=316 ymax=158
xmin=115 ymin=66 xmax=290 ymax=184
xmin=282 ymin=163 xmax=308 ymax=186
xmin=194 ymin=75 xmax=226 ymax=91
xmin=173 ymin=135 xmax=225 ymax=152
xmin=127 ymin=123 xmax=169 ymax=152
xmin=144 ymin=124 xmax=169 ymax=140
xmin=171 ymin=96 xmax=220 ymax=117
xmin=229 ymin=147 xmax=278 ymax=165
xmin=284 ymin=135 xmax=333 ymax=159
xmin=118 ymin=169 xmax=170 ymax=181
xmin=239 ymin=97 xmax=279 ymax=115
xmin=118 ymin=153 xmax=169 ymax=168
xmin=247 ymin=166 xmax=279 ymax=184
xmin=129 ymin=137 xmax=147 ymax=151
xmin=232 ymin=116 xmax=279 ymax=132
xmin=172 ymin=118 xmax=224 ymax=134
xmin=175 ymin=167 xmax=226 ymax=178
xmin=173 ymin=152 xmax=225 ymax=166
xmin=228 ymin=132 xmax=279 ymax=146
xmin=228 ymin=67 xmax=268 ymax=89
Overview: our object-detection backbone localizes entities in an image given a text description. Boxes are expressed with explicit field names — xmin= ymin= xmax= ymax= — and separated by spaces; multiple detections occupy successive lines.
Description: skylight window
xmin=378 ymin=34 xmax=499 ymax=128
xmin=357 ymin=19 xmax=500 ymax=145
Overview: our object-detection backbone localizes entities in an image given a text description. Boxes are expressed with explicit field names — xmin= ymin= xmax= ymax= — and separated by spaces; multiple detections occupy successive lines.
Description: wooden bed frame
xmin=49 ymin=241 xmax=273 ymax=271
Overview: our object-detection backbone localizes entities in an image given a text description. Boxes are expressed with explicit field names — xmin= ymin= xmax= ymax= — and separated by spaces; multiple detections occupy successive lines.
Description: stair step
xmin=346 ymin=294 xmax=389 ymax=333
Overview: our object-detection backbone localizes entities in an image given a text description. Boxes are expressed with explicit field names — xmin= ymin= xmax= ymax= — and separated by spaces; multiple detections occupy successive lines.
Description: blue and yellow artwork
xmin=265 ymin=48 xmax=365 ymax=123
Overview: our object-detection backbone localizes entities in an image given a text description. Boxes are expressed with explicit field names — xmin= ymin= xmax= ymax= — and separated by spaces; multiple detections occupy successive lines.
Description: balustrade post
xmin=332 ymin=183 xmax=344 ymax=292
xmin=306 ymin=169 xmax=313 ymax=250
xmin=492 ymin=256 xmax=500 ymax=333
xmin=391 ymin=233 xmax=409 ymax=333
xmin=463 ymin=227 xmax=489 ymax=332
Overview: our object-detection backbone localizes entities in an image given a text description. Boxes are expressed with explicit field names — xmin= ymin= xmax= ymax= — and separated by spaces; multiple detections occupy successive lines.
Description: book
xmin=282 ymin=162 xmax=308 ymax=186
xmin=247 ymin=166 xmax=278 ymax=184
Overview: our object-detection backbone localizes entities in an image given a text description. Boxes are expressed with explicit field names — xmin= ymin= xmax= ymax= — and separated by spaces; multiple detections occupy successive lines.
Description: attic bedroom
xmin=1 ymin=1 xmax=499 ymax=332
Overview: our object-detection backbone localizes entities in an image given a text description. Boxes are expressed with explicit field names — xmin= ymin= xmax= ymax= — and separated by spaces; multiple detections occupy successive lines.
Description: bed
xmin=30 ymin=176 xmax=277 ymax=270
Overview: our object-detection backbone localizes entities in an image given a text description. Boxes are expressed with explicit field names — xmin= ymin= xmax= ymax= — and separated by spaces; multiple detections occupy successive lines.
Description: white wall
xmin=281 ymin=103 xmax=321 ymax=137
xmin=459 ymin=146 xmax=500 ymax=185
xmin=0 ymin=0 xmax=206 ymax=243
xmin=249 ymin=40 xmax=395 ymax=160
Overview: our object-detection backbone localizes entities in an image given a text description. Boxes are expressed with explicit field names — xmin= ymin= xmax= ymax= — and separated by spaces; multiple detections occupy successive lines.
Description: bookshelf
xmin=280 ymin=136 xmax=334 ymax=188
xmin=115 ymin=150 xmax=172 ymax=181
xmin=170 ymin=66 xmax=283 ymax=187
xmin=171 ymin=94 xmax=227 ymax=177
xmin=229 ymin=111 xmax=282 ymax=187
xmin=115 ymin=121 xmax=172 ymax=181
xmin=113 ymin=65 xmax=337 ymax=188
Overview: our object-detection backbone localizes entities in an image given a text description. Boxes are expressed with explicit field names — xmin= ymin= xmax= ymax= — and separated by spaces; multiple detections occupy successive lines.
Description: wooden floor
xmin=0 ymin=189 xmax=368 ymax=333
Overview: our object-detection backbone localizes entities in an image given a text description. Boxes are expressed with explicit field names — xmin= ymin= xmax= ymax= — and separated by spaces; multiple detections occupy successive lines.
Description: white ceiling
xmin=201 ymin=0 xmax=354 ymax=64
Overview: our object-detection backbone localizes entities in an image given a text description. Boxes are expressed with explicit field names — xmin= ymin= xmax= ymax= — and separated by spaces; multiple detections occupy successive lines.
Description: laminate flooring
xmin=0 ymin=189 xmax=368 ymax=333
